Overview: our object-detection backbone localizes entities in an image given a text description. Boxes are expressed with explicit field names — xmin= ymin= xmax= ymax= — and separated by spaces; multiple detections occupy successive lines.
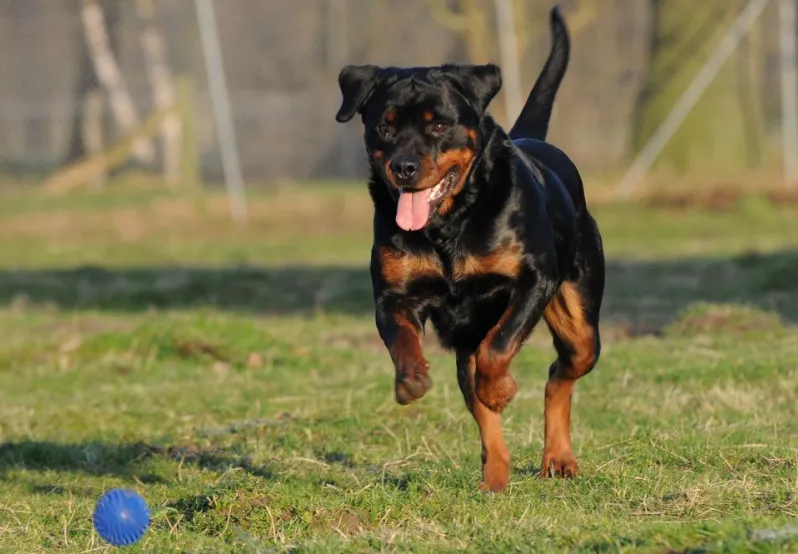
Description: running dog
xmin=334 ymin=6 xmax=604 ymax=492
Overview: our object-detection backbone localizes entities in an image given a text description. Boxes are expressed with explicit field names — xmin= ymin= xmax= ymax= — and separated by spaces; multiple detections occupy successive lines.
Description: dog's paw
xmin=474 ymin=372 xmax=517 ymax=413
xmin=394 ymin=357 xmax=432 ymax=405
xmin=539 ymin=450 xmax=578 ymax=479
xmin=477 ymin=459 xmax=510 ymax=493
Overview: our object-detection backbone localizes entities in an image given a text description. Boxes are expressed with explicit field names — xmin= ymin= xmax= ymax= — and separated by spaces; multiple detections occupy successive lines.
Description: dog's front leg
xmin=475 ymin=270 xmax=558 ymax=412
xmin=375 ymin=296 xmax=432 ymax=405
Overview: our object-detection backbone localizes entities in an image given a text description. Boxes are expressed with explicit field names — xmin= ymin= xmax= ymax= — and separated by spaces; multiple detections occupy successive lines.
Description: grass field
xmin=1 ymin=181 xmax=797 ymax=552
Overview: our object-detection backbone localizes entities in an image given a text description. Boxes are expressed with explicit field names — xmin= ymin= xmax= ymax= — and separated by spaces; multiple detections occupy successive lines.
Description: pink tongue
xmin=396 ymin=189 xmax=431 ymax=231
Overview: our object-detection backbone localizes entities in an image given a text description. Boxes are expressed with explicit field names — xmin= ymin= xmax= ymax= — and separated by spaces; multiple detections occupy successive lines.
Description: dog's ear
xmin=335 ymin=64 xmax=382 ymax=123
xmin=441 ymin=64 xmax=502 ymax=116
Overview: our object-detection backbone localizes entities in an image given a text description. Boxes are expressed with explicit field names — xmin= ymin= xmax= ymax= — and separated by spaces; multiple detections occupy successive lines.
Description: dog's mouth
xmin=395 ymin=167 xmax=460 ymax=231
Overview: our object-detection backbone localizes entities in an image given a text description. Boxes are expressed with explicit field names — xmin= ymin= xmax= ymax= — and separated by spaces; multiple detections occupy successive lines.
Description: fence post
xmin=194 ymin=0 xmax=248 ymax=224
xmin=779 ymin=0 xmax=798 ymax=188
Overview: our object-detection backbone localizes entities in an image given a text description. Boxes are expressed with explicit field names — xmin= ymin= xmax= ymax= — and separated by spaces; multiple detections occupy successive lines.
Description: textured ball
xmin=92 ymin=488 xmax=151 ymax=546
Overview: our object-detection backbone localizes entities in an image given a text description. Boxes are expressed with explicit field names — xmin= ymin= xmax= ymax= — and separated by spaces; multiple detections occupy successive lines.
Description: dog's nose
xmin=390 ymin=157 xmax=420 ymax=182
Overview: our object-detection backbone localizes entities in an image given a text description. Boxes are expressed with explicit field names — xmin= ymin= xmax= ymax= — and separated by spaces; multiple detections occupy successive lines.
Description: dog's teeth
xmin=428 ymin=182 xmax=444 ymax=201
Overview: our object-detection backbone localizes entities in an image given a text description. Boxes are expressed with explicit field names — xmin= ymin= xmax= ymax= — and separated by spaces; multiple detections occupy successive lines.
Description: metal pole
xmin=616 ymin=0 xmax=770 ymax=199
xmin=779 ymin=0 xmax=798 ymax=187
xmin=494 ymin=0 xmax=523 ymax=124
xmin=194 ymin=0 xmax=247 ymax=224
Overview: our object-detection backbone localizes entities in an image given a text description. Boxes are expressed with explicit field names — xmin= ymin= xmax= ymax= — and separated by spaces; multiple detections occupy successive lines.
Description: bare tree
xmin=66 ymin=0 xmax=115 ymax=171
xmin=81 ymin=0 xmax=154 ymax=165
xmin=136 ymin=0 xmax=181 ymax=186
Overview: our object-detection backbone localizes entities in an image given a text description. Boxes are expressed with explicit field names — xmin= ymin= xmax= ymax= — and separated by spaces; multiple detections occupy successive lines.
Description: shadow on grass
xmin=0 ymin=440 xmax=264 ymax=523
xmin=0 ymin=440 xmax=272 ymax=485
xmin=0 ymin=438 xmax=414 ymax=521
xmin=0 ymin=249 xmax=796 ymax=331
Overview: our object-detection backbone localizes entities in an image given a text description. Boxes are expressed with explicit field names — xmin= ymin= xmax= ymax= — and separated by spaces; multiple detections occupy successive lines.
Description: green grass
xmin=1 ymin=182 xmax=798 ymax=552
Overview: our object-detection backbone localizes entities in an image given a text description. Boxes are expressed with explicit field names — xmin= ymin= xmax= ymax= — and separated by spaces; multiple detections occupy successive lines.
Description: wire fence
xmin=0 ymin=0 xmax=794 ymax=189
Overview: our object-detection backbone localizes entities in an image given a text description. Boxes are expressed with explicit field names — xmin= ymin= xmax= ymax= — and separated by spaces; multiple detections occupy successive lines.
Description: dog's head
xmin=335 ymin=64 xmax=502 ymax=231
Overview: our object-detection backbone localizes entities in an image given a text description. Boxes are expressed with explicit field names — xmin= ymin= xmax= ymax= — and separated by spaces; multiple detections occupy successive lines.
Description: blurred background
xmin=2 ymin=0 xmax=797 ymax=189
xmin=0 ymin=0 xmax=796 ymax=329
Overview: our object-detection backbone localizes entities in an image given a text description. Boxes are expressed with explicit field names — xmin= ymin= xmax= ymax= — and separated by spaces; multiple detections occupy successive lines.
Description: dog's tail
xmin=508 ymin=6 xmax=570 ymax=141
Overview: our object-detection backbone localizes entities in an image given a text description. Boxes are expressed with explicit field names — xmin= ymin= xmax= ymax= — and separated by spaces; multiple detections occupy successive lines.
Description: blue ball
xmin=92 ymin=488 xmax=151 ymax=546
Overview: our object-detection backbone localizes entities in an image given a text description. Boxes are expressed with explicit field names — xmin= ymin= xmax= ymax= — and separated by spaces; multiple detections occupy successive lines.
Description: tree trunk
xmin=136 ymin=0 xmax=181 ymax=186
xmin=66 ymin=0 xmax=103 ymax=164
xmin=81 ymin=0 xmax=154 ymax=165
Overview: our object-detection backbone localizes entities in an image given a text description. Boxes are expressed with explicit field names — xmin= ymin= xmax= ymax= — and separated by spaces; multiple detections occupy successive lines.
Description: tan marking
xmin=457 ymin=353 xmax=510 ymax=492
xmin=465 ymin=128 xmax=477 ymax=142
xmin=384 ymin=160 xmax=397 ymax=189
xmin=384 ymin=148 xmax=477 ymax=215
xmin=410 ymin=149 xmax=476 ymax=192
xmin=390 ymin=314 xmax=424 ymax=364
xmin=542 ymin=282 xmax=596 ymax=372
xmin=541 ymin=376 xmax=578 ymax=477
xmin=384 ymin=148 xmax=476 ymax=204
xmin=446 ymin=148 xmax=476 ymax=197
xmin=541 ymin=281 xmax=598 ymax=478
xmin=453 ymin=242 xmax=523 ymax=280
xmin=417 ymin=155 xmax=438 ymax=187
xmin=438 ymin=197 xmax=453 ymax=215
xmin=470 ymin=246 xmax=536 ymax=383
xmin=385 ymin=111 xmax=395 ymax=123
xmin=379 ymin=246 xmax=444 ymax=290
xmin=423 ymin=111 xmax=434 ymax=122
xmin=437 ymin=148 xmax=477 ymax=214
xmin=373 ymin=150 xmax=384 ymax=160
xmin=384 ymin=148 xmax=476 ymax=215
xmin=385 ymin=155 xmax=437 ymax=191
xmin=477 ymin=304 xmax=518 ymax=377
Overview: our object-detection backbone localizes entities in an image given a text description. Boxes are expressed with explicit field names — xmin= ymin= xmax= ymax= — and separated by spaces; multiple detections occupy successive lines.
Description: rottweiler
xmin=334 ymin=6 xmax=604 ymax=493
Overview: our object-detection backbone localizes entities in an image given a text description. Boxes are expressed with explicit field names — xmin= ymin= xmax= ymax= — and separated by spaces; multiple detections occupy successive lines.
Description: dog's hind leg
xmin=540 ymin=217 xmax=604 ymax=478
xmin=456 ymin=352 xmax=510 ymax=493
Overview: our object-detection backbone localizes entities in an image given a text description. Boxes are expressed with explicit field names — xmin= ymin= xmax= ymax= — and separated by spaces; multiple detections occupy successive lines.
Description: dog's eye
xmin=429 ymin=122 xmax=449 ymax=136
xmin=377 ymin=123 xmax=392 ymax=139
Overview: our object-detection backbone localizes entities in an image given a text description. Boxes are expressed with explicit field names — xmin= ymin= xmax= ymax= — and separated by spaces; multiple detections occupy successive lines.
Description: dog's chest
xmin=378 ymin=243 xmax=521 ymax=294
